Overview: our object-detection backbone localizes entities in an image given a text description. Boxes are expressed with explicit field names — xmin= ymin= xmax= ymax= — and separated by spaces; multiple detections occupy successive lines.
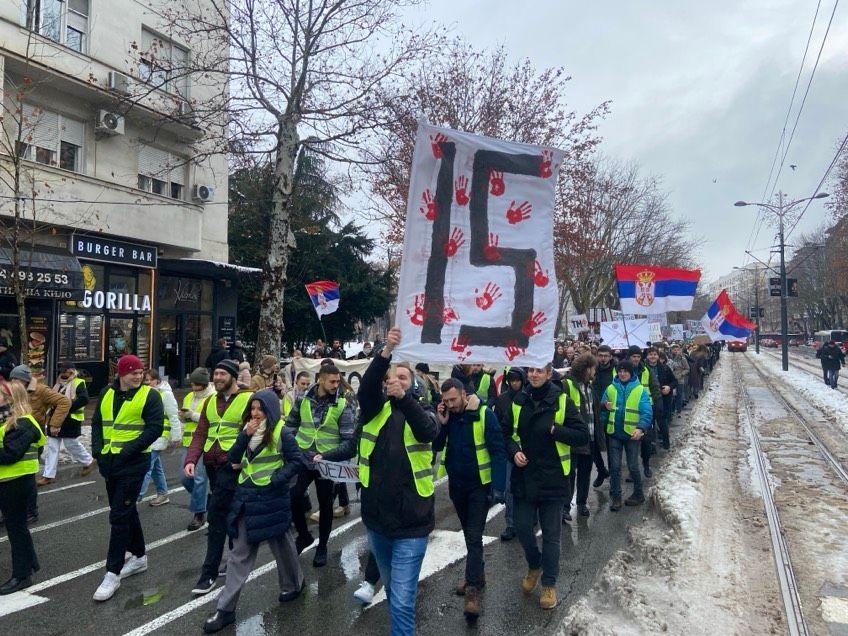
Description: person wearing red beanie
xmin=90 ymin=354 xmax=164 ymax=602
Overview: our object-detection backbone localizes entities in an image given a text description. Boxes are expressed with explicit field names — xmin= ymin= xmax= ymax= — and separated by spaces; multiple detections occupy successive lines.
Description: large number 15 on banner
xmin=393 ymin=123 xmax=562 ymax=367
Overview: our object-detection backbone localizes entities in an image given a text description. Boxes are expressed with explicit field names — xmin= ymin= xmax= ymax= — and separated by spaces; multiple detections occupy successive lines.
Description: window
xmin=18 ymin=104 xmax=84 ymax=173
xmin=23 ymin=0 xmax=89 ymax=53
xmin=137 ymin=144 xmax=187 ymax=200
xmin=140 ymin=28 xmax=190 ymax=97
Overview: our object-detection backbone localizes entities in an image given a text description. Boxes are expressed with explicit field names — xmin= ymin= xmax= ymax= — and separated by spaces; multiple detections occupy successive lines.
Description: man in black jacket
xmin=590 ymin=346 xmax=615 ymax=487
xmin=90 ymin=355 xmax=163 ymax=602
xmin=648 ymin=349 xmax=677 ymax=449
xmin=501 ymin=364 xmax=588 ymax=610
xmin=628 ymin=346 xmax=662 ymax=478
xmin=204 ymin=339 xmax=230 ymax=372
xmin=816 ymin=341 xmax=846 ymax=389
xmin=493 ymin=367 xmax=526 ymax=541
xmin=317 ymin=326 xmax=438 ymax=636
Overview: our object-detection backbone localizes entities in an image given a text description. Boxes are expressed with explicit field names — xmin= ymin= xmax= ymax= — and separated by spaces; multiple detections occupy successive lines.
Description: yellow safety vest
xmin=203 ymin=392 xmax=253 ymax=452
xmin=181 ymin=392 xmax=204 ymax=447
xmin=67 ymin=378 xmax=86 ymax=422
xmin=563 ymin=378 xmax=581 ymax=409
xmin=294 ymin=396 xmax=347 ymax=453
xmin=358 ymin=401 xmax=434 ymax=498
xmin=0 ymin=414 xmax=46 ymax=479
xmin=475 ymin=374 xmax=492 ymax=404
xmin=436 ymin=405 xmax=492 ymax=484
xmin=510 ymin=393 xmax=571 ymax=476
xmin=639 ymin=366 xmax=653 ymax=404
xmin=605 ymin=383 xmax=644 ymax=436
xmin=238 ymin=419 xmax=284 ymax=487
xmin=281 ymin=395 xmax=292 ymax=418
xmin=99 ymin=385 xmax=153 ymax=455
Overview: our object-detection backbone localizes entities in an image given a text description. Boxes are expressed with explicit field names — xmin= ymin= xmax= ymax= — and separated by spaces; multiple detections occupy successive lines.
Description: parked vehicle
xmin=727 ymin=341 xmax=748 ymax=352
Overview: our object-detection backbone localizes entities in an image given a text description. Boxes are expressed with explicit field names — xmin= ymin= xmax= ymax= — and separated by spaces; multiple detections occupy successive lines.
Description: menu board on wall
xmin=59 ymin=314 xmax=103 ymax=362
xmin=26 ymin=312 xmax=50 ymax=380
xmin=218 ymin=316 xmax=235 ymax=347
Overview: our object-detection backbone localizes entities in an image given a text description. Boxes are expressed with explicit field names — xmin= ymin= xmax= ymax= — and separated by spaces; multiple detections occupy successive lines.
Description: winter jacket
xmin=91 ymin=380 xmax=164 ymax=478
xmin=817 ymin=343 xmax=846 ymax=370
xmin=0 ymin=415 xmax=42 ymax=479
xmin=328 ymin=346 xmax=346 ymax=360
xmin=636 ymin=362 xmax=663 ymax=416
xmin=564 ymin=373 xmax=605 ymax=455
xmin=0 ymin=350 xmax=17 ymax=380
xmin=185 ymin=388 xmax=254 ymax=469
xmin=592 ymin=361 xmax=616 ymax=404
xmin=237 ymin=363 xmax=252 ymax=388
xmin=204 ymin=346 xmax=229 ymax=371
xmin=452 ymin=366 xmax=498 ymax=407
xmin=666 ymin=352 xmax=690 ymax=385
xmin=501 ymin=381 xmax=589 ymax=502
xmin=649 ymin=362 xmax=678 ymax=394
xmin=601 ymin=376 xmax=653 ymax=442
xmin=52 ymin=374 xmax=89 ymax=438
xmin=284 ymin=383 xmax=355 ymax=459
xmin=229 ymin=346 xmax=246 ymax=364
xmin=150 ymin=381 xmax=182 ymax=451
xmin=433 ymin=394 xmax=506 ymax=492
xmin=227 ymin=389 xmax=305 ymax=545
xmin=250 ymin=371 xmax=285 ymax=395
xmin=322 ymin=354 xmax=439 ymax=539
xmin=24 ymin=381 xmax=71 ymax=430
xmin=494 ymin=367 xmax=527 ymax=424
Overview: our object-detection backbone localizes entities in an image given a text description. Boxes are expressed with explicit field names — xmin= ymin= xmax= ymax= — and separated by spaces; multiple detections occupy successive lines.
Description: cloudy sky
xmin=400 ymin=0 xmax=847 ymax=282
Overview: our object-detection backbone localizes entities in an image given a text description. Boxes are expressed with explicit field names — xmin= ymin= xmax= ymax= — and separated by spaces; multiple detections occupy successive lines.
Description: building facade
xmin=0 ymin=1 xmax=253 ymax=389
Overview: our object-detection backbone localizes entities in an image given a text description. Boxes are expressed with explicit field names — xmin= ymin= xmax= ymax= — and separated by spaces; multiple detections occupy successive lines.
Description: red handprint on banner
xmin=451 ymin=334 xmax=472 ymax=360
xmin=430 ymin=133 xmax=447 ymax=158
xmin=443 ymin=301 xmax=459 ymax=324
xmin=454 ymin=176 xmax=469 ymax=206
xmin=504 ymin=339 xmax=526 ymax=362
xmin=443 ymin=227 xmax=465 ymax=257
xmin=532 ymin=260 xmax=549 ymax=287
xmin=406 ymin=294 xmax=426 ymax=326
xmin=483 ymin=232 xmax=501 ymax=262
xmin=419 ymin=189 xmax=436 ymax=221
xmin=474 ymin=282 xmax=502 ymax=310
xmin=506 ymin=200 xmax=532 ymax=225
xmin=540 ymin=150 xmax=554 ymax=178
xmin=489 ymin=170 xmax=505 ymax=196
xmin=521 ymin=311 xmax=547 ymax=337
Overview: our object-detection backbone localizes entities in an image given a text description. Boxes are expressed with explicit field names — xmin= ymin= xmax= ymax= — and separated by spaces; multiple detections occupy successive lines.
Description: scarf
xmin=248 ymin=419 xmax=268 ymax=452
xmin=53 ymin=372 xmax=78 ymax=402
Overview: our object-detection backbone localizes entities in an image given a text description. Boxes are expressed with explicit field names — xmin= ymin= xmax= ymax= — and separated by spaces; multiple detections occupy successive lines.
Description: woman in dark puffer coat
xmin=203 ymin=389 xmax=306 ymax=634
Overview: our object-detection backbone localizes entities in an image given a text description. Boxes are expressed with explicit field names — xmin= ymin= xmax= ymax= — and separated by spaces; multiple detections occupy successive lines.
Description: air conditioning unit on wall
xmin=192 ymin=184 xmax=214 ymax=204
xmin=95 ymin=110 xmax=125 ymax=135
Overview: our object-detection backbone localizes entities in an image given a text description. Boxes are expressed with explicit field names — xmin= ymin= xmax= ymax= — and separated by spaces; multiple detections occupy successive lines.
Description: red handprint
xmin=474 ymin=282 xmax=502 ymax=310
xmin=540 ymin=150 xmax=554 ymax=178
xmin=489 ymin=170 xmax=505 ymax=196
xmin=504 ymin=340 xmax=526 ymax=362
xmin=451 ymin=334 xmax=470 ymax=354
xmin=454 ymin=176 xmax=469 ymax=206
xmin=443 ymin=227 xmax=465 ymax=257
xmin=419 ymin=189 xmax=436 ymax=221
xmin=522 ymin=311 xmax=548 ymax=337
xmin=533 ymin=260 xmax=549 ymax=287
xmin=430 ymin=133 xmax=447 ymax=158
xmin=484 ymin=233 xmax=501 ymax=262
xmin=443 ymin=302 xmax=459 ymax=324
xmin=506 ymin=200 xmax=532 ymax=225
xmin=406 ymin=294 xmax=425 ymax=326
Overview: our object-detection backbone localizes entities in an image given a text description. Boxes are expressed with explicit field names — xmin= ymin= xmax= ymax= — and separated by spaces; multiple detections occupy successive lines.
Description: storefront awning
xmin=0 ymin=245 xmax=85 ymax=300
xmin=158 ymin=258 xmax=262 ymax=283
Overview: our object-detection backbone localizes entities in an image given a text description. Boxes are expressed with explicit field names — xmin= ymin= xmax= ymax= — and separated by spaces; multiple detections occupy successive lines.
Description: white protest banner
xmin=648 ymin=313 xmax=668 ymax=327
xmin=392 ymin=123 xmax=563 ymax=367
xmin=569 ymin=314 xmax=590 ymax=333
xmin=314 ymin=460 xmax=359 ymax=483
xmin=669 ymin=324 xmax=685 ymax=340
xmin=649 ymin=321 xmax=662 ymax=342
xmin=599 ymin=318 xmax=651 ymax=350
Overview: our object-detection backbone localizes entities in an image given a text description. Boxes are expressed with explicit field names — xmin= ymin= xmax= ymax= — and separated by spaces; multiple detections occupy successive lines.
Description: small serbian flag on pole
xmin=305 ymin=280 xmax=340 ymax=318
xmin=700 ymin=290 xmax=756 ymax=342
xmin=615 ymin=264 xmax=701 ymax=315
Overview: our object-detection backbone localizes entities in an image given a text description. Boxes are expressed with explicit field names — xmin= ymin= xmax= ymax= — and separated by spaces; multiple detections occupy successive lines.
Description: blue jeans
xmin=825 ymin=368 xmax=840 ymax=388
xmin=674 ymin=387 xmax=684 ymax=413
xmin=607 ymin=436 xmax=642 ymax=500
xmin=368 ymin=530 xmax=428 ymax=636
xmin=139 ymin=450 xmax=168 ymax=497
xmin=180 ymin=448 xmax=208 ymax=514
xmin=504 ymin=461 xmax=514 ymax=529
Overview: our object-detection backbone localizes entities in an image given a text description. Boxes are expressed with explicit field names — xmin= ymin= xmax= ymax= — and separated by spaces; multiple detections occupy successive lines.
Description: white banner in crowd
xmin=648 ymin=321 xmax=662 ymax=342
xmin=392 ymin=123 xmax=563 ymax=367
xmin=569 ymin=314 xmax=590 ymax=333
xmin=669 ymin=324 xmax=685 ymax=340
xmin=314 ymin=460 xmax=360 ymax=483
xmin=599 ymin=318 xmax=651 ymax=349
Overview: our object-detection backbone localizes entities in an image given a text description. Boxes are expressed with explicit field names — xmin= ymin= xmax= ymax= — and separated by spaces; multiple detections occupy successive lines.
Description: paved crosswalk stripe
xmin=0 ymin=590 xmax=49 ymax=618
xmin=40 ymin=481 xmax=96 ymax=495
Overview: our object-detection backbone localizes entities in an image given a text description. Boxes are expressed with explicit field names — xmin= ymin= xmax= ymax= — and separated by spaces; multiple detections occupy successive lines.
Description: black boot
xmin=312 ymin=545 xmax=328 ymax=568
xmin=295 ymin=532 xmax=315 ymax=555
xmin=203 ymin=610 xmax=235 ymax=633
xmin=0 ymin=576 xmax=32 ymax=595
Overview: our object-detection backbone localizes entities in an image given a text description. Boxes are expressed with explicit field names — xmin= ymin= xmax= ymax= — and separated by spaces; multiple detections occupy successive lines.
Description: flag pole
xmin=317 ymin=315 xmax=329 ymax=345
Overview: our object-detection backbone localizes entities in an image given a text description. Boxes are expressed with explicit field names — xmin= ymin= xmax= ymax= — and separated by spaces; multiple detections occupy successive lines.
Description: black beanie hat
xmin=618 ymin=360 xmax=636 ymax=375
xmin=215 ymin=359 xmax=240 ymax=379
xmin=627 ymin=345 xmax=643 ymax=357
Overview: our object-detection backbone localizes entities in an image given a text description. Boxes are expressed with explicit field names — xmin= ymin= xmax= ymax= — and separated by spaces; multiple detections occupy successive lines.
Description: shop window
xmin=23 ymin=0 xmax=89 ymax=53
xmin=59 ymin=313 xmax=103 ymax=361
xmin=137 ymin=144 xmax=187 ymax=200
xmin=18 ymin=104 xmax=84 ymax=173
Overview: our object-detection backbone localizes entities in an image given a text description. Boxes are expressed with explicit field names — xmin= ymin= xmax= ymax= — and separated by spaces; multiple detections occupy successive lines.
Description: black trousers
xmin=105 ymin=471 xmax=146 ymax=574
xmin=0 ymin=474 xmax=38 ymax=579
xmin=592 ymin=438 xmax=608 ymax=476
xmin=336 ymin=483 xmax=350 ymax=507
xmin=364 ymin=550 xmax=380 ymax=585
xmin=201 ymin=463 xmax=238 ymax=580
xmin=571 ymin=451 xmax=595 ymax=506
xmin=291 ymin=469 xmax=335 ymax=548
xmin=448 ymin=481 xmax=489 ymax=588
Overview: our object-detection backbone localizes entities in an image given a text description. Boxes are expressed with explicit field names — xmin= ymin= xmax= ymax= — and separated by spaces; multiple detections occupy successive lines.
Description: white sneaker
xmin=93 ymin=572 xmax=121 ymax=601
xmin=119 ymin=555 xmax=148 ymax=579
xmin=353 ymin=581 xmax=376 ymax=605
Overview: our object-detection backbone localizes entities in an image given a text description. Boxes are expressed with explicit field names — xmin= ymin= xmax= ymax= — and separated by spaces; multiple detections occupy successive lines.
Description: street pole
xmin=778 ymin=191 xmax=789 ymax=371
xmin=754 ymin=269 xmax=760 ymax=354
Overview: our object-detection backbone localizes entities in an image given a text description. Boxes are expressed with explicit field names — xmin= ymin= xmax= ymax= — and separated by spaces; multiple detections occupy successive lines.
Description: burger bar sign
xmin=80 ymin=289 xmax=152 ymax=312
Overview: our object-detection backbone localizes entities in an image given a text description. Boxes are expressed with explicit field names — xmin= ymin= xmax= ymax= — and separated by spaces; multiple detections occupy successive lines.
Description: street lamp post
xmin=734 ymin=265 xmax=762 ymax=354
xmin=734 ymin=191 xmax=829 ymax=371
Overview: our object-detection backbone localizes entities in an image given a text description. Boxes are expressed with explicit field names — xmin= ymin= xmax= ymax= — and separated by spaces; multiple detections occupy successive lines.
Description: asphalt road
xmin=0 ymin=414 xmax=693 ymax=636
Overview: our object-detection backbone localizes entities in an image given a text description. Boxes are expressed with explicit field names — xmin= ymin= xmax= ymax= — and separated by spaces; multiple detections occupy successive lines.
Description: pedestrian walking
xmin=180 ymin=367 xmax=215 ymax=532
xmin=493 ymin=367 xmax=527 ymax=541
xmin=816 ymin=340 xmax=845 ymax=389
xmin=39 ymin=362 xmax=94 ymax=485
xmin=589 ymin=345 xmax=615 ymax=488
xmin=667 ymin=343 xmax=690 ymax=414
xmin=204 ymin=338 xmax=230 ymax=373
xmin=184 ymin=360 xmax=253 ymax=596
xmin=600 ymin=360 xmax=652 ymax=512
xmin=626 ymin=346 xmax=661 ymax=478
xmin=652 ymin=350 xmax=678 ymax=448
xmin=452 ymin=364 xmax=497 ymax=407
xmin=138 ymin=369 xmax=182 ymax=506
xmin=91 ymin=354 xmax=164 ymax=601
xmin=501 ymin=364 xmax=589 ymax=610
xmin=202 ymin=390 xmax=305 ymax=634
xmin=433 ymin=378 xmax=506 ymax=620
xmin=0 ymin=381 xmax=46 ymax=594
xmin=250 ymin=356 xmax=286 ymax=395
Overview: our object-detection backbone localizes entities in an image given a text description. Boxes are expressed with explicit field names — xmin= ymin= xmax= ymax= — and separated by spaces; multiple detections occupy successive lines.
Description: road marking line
xmin=40 ymin=481 xmax=96 ymax=495
xmin=0 ymin=590 xmax=50 ymax=617
xmin=0 ymin=486 xmax=184 ymax=544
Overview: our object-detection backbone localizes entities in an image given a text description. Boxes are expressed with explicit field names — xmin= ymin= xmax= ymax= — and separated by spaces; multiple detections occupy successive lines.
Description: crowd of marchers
xmin=0 ymin=330 xmax=720 ymax=636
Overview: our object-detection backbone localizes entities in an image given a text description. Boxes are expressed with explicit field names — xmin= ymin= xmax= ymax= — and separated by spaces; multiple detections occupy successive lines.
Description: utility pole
xmin=777 ymin=191 xmax=789 ymax=371
xmin=754 ymin=268 xmax=761 ymax=354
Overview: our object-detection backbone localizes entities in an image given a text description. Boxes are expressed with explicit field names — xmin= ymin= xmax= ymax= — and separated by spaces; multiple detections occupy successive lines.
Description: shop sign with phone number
xmin=0 ymin=266 xmax=79 ymax=299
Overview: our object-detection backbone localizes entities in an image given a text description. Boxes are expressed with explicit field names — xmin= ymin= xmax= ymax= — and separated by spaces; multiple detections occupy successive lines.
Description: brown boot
xmin=455 ymin=579 xmax=467 ymax=596
xmin=521 ymin=568 xmax=541 ymax=594
xmin=463 ymin=586 xmax=481 ymax=619
xmin=80 ymin=461 xmax=96 ymax=477
xmin=36 ymin=476 xmax=55 ymax=487
xmin=540 ymin=586 xmax=557 ymax=609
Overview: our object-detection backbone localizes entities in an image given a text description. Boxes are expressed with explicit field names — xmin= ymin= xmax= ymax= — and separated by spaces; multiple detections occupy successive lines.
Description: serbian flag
xmin=305 ymin=280 xmax=340 ymax=318
xmin=615 ymin=264 xmax=701 ymax=315
xmin=700 ymin=290 xmax=756 ymax=342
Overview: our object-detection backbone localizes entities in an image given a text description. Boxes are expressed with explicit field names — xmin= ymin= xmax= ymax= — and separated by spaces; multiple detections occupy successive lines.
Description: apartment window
xmin=17 ymin=104 xmax=84 ymax=173
xmin=137 ymin=144 xmax=186 ymax=200
xmin=140 ymin=28 xmax=190 ymax=97
xmin=23 ymin=0 xmax=89 ymax=53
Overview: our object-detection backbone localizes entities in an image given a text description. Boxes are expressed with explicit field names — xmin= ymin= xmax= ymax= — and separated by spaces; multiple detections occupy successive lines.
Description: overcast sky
xmin=400 ymin=0 xmax=847 ymax=282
